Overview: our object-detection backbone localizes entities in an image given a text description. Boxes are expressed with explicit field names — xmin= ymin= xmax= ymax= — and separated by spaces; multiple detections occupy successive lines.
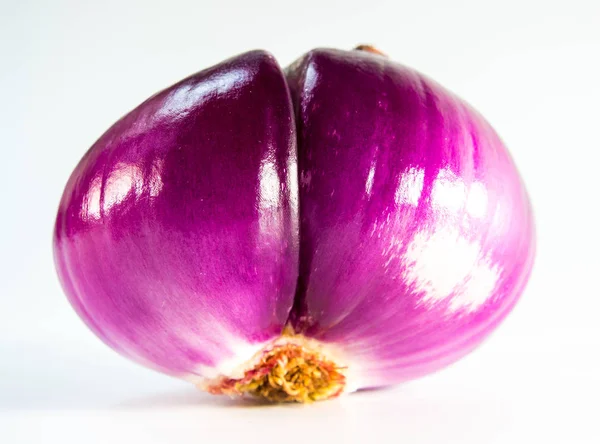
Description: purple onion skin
xmin=286 ymin=49 xmax=535 ymax=388
xmin=54 ymin=51 xmax=298 ymax=377
xmin=54 ymin=47 xmax=535 ymax=392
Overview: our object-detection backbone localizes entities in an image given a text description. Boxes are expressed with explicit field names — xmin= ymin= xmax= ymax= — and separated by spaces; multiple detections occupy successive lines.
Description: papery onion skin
xmin=286 ymin=48 xmax=535 ymax=389
xmin=53 ymin=50 xmax=298 ymax=378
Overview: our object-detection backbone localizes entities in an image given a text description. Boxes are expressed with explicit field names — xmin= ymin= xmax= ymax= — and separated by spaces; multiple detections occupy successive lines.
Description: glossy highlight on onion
xmin=54 ymin=46 xmax=535 ymax=403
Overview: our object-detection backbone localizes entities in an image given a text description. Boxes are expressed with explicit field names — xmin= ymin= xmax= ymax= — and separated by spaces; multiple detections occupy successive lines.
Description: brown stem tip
xmin=207 ymin=342 xmax=346 ymax=403
xmin=354 ymin=45 xmax=388 ymax=57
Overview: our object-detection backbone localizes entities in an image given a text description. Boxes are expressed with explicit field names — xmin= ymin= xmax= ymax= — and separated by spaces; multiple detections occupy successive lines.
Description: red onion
xmin=54 ymin=47 xmax=535 ymax=402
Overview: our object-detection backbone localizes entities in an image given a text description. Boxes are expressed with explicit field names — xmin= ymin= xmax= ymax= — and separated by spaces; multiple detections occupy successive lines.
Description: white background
xmin=1 ymin=0 xmax=599 ymax=442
